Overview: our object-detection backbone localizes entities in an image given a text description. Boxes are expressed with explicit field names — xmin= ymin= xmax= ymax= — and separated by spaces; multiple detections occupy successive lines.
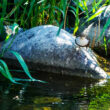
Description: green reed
xmin=0 ymin=0 xmax=71 ymax=29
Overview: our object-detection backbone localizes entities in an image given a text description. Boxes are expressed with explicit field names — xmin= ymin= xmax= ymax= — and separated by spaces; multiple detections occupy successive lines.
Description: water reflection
xmin=0 ymin=72 xmax=109 ymax=110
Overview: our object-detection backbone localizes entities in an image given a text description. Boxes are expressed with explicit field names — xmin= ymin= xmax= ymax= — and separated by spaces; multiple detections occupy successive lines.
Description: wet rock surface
xmin=0 ymin=25 xmax=108 ymax=79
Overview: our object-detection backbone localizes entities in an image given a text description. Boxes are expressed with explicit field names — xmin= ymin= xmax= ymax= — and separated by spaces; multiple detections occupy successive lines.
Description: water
xmin=0 ymin=71 xmax=110 ymax=110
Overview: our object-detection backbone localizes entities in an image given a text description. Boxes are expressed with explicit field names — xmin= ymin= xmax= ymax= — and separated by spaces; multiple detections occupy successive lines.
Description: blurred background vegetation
xmin=0 ymin=0 xmax=110 ymax=35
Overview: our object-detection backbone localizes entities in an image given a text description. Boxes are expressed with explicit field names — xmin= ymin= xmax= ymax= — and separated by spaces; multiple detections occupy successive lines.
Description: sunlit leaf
xmin=74 ymin=26 xmax=78 ymax=35
xmin=73 ymin=0 xmax=79 ymax=35
xmin=0 ymin=59 xmax=20 ymax=84
xmin=10 ymin=51 xmax=46 ymax=83
xmin=104 ymin=36 xmax=107 ymax=55
xmin=10 ymin=51 xmax=34 ymax=80
xmin=87 ymin=10 xmax=104 ymax=21
xmin=5 ymin=35 xmax=11 ymax=42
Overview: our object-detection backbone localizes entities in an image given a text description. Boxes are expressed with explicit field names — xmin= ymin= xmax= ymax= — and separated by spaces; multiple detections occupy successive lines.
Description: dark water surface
xmin=0 ymin=72 xmax=110 ymax=110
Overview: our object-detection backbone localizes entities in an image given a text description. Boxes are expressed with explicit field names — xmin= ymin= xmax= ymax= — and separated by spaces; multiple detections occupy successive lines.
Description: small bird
xmin=75 ymin=36 xmax=90 ymax=48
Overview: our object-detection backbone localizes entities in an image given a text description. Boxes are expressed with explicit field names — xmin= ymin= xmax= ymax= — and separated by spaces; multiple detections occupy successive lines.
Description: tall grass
xmin=0 ymin=0 xmax=110 ymax=29
xmin=0 ymin=0 xmax=70 ymax=28
xmin=73 ymin=0 xmax=79 ymax=35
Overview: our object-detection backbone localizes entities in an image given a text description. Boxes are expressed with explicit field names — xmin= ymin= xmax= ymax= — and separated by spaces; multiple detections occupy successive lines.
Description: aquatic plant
xmin=79 ymin=80 xmax=110 ymax=110
xmin=0 ymin=50 xmax=46 ymax=84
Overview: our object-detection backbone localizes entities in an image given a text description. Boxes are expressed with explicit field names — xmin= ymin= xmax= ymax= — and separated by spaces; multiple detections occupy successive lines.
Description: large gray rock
xmin=0 ymin=25 xmax=108 ymax=79
xmin=77 ymin=5 xmax=110 ymax=51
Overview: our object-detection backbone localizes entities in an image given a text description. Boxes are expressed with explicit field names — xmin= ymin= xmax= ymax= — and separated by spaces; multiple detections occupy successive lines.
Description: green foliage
xmin=0 ymin=0 xmax=109 ymax=35
xmin=0 ymin=50 xmax=46 ymax=84
xmin=89 ymin=93 xmax=110 ymax=110
xmin=98 ymin=18 xmax=110 ymax=39
xmin=79 ymin=80 xmax=110 ymax=110
xmin=91 ymin=0 xmax=103 ymax=13
xmin=98 ymin=18 xmax=110 ymax=55
xmin=0 ymin=18 xmax=7 ymax=40
xmin=104 ymin=36 xmax=107 ymax=55
xmin=79 ymin=0 xmax=89 ymax=17
xmin=73 ymin=0 xmax=79 ymax=35
xmin=2 ymin=0 xmax=7 ymax=17
xmin=10 ymin=51 xmax=34 ymax=80
xmin=0 ymin=59 xmax=17 ymax=83
xmin=87 ymin=9 xmax=103 ymax=22
xmin=0 ymin=0 xmax=70 ymax=29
